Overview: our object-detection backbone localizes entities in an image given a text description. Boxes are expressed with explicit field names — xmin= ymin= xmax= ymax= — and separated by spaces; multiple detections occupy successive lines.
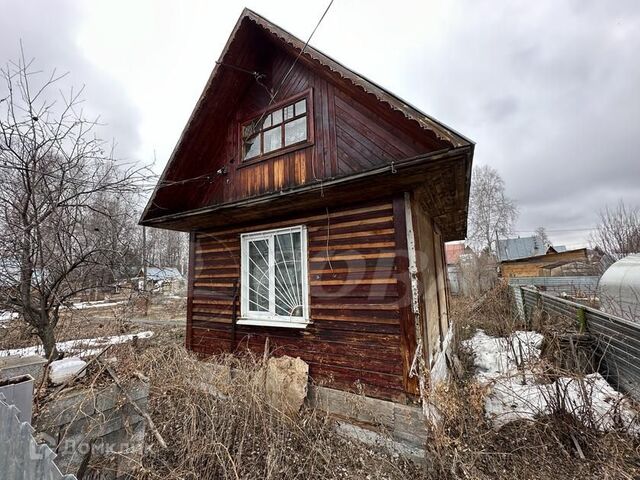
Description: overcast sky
xmin=2 ymin=0 xmax=639 ymax=247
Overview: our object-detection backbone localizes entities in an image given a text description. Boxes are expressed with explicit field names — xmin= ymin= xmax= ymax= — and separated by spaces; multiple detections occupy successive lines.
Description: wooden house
xmin=140 ymin=9 xmax=474 ymax=405
xmin=500 ymin=248 xmax=590 ymax=278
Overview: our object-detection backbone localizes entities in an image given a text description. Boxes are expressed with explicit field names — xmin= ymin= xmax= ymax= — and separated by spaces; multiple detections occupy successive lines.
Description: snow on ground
xmin=49 ymin=357 xmax=87 ymax=385
xmin=0 ymin=311 xmax=19 ymax=323
xmin=69 ymin=300 xmax=126 ymax=310
xmin=0 ymin=331 xmax=154 ymax=358
xmin=464 ymin=329 xmax=639 ymax=434
xmin=463 ymin=329 xmax=544 ymax=383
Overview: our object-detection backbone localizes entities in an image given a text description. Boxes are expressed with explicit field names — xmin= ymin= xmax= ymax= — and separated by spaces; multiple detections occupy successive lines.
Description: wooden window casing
xmin=238 ymin=89 xmax=314 ymax=166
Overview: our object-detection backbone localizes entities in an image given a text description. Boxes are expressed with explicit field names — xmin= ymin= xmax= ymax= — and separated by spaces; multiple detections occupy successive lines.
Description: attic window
xmin=241 ymin=91 xmax=312 ymax=162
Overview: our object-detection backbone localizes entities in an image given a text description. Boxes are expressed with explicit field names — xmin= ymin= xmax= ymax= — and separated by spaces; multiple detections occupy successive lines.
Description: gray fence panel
xmin=520 ymin=287 xmax=640 ymax=401
xmin=508 ymin=276 xmax=600 ymax=295
xmin=0 ymin=395 xmax=76 ymax=480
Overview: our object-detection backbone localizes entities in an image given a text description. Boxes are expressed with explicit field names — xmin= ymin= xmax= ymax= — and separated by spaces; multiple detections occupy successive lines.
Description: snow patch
xmin=462 ymin=329 xmax=544 ymax=383
xmin=0 ymin=311 xmax=19 ymax=322
xmin=0 ymin=331 xmax=154 ymax=358
xmin=465 ymin=329 xmax=639 ymax=434
xmin=49 ymin=357 xmax=87 ymax=385
xmin=69 ymin=300 xmax=125 ymax=310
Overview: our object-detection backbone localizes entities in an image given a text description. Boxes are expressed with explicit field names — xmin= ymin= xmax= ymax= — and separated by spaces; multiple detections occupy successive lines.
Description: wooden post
xmin=142 ymin=226 xmax=148 ymax=317
xmin=576 ymin=307 xmax=586 ymax=334
xmin=392 ymin=194 xmax=419 ymax=397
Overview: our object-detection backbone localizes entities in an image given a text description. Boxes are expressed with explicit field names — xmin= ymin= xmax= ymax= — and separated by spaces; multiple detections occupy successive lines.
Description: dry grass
xmin=123 ymin=344 xmax=422 ymax=480
xmin=0 ymin=294 xmax=185 ymax=351
xmin=435 ymin=283 xmax=640 ymax=479
xmin=105 ymin=322 xmax=638 ymax=479
xmin=27 ymin=284 xmax=640 ymax=479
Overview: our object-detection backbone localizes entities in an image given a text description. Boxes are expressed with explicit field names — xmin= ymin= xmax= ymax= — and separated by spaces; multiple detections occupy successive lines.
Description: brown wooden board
xmin=392 ymin=195 xmax=419 ymax=395
xmin=140 ymin=11 xmax=474 ymax=243
xmin=187 ymin=198 xmax=413 ymax=401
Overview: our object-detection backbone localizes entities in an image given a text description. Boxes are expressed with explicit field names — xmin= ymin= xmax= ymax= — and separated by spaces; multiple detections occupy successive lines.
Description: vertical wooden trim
xmin=440 ymin=240 xmax=451 ymax=330
xmin=432 ymin=227 xmax=449 ymax=345
xmin=327 ymin=82 xmax=338 ymax=176
xmin=407 ymin=194 xmax=431 ymax=367
xmin=186 ymin=231 xmax=196 ymax=350
xmin=431 ymin=222 xmax=444 ymax=347
xmin=392 ymin=194 xmax=419 ymax=396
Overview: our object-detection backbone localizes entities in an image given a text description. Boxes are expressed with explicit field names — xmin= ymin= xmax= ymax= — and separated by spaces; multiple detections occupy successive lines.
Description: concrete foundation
xmin=307 ymin=385 xmax=430 ymax=461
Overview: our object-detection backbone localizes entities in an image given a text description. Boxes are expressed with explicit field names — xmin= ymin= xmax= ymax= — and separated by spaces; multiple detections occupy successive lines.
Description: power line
xmin=156 ymin=0 xmax=336 ymax=191
xmin=513 ymin=227 xmax=597 ymax=233
xmin=267 ymin=0 xmax=335 ymax=109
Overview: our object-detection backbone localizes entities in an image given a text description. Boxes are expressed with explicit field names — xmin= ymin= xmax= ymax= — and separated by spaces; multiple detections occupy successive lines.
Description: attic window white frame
xmin=239 ymin=225 xmax=310 ymax=328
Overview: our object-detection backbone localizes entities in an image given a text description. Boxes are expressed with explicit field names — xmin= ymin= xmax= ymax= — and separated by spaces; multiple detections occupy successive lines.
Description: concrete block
xmin=265 ymin=356 xmax=308 ymax=415
xmin=0 ymin=374 xmax=34 ymax=424
xmin=308 ymin=385 xmax=395 ymax=428
xmin=37 ymin=390 xmax=96 ymax=427
xmin=0 ymin=355 xmax=47 ymax=385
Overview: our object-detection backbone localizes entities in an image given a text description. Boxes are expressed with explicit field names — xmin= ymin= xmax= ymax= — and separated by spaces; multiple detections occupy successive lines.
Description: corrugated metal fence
xmin=0 ymin=394 xmax=75 ymax=480
xmin=518 ymin=287 xmax=640 ymax=401
xmin=508 ymin=276 xmax=600 ymax=295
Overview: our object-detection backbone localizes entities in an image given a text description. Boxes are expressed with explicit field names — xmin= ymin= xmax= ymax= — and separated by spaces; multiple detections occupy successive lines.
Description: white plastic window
xmin=240 ymin=225 xmax=309 ymax=327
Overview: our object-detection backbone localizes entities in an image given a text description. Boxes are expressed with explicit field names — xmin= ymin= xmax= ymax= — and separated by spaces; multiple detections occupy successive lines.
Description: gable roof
xmin=240 ymin=10 xmax=472 ymax=147
xmin=496 ymin=236 xmax=547 ymax=262
xmin=140 ymin=9 xmax=474 ymax=239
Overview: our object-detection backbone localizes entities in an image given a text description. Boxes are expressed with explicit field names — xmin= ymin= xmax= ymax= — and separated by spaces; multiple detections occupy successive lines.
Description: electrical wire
xmin=153 ymin=0 xmax=336 ymax=192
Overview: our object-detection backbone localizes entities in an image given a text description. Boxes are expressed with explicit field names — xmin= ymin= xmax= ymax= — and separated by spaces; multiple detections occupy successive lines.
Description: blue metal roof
xmin=497 ymin=236 xmax=547 ymax=262
xmin=143 ymin=267 xmax=183 ymax=281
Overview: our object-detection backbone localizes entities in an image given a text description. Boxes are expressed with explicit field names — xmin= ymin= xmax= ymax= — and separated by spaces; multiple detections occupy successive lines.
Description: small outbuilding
xmin=135 ymin=267 xmax=185 ymax=294
xmin=140 ymin=10 xmax=474 ymax=404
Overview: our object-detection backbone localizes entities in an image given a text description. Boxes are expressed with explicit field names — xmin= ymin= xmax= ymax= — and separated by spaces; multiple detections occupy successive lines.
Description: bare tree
xmin=458 ymin=250 xmax=498 ymax=298
xmin=590 ymin=200 xmax=640 ymax=258
xmin=535 ymin=226 xmax=550 ymax=248
xmin=467 ymin=165 xmax=518 ymax=254
xmin=145 ymin=227 xmax=189 ymax=274
xmin=0 ymin=49 xmax=147 ymax=358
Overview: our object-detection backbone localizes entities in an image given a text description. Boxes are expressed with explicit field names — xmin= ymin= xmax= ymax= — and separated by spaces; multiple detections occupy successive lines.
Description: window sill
xmin=236 ymin=318 xmax=310 ymax=329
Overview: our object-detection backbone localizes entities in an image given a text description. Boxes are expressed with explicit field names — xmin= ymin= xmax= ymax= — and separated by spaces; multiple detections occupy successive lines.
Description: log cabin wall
xmin=187 ymin=196 xmax=419 ymax=402
xmin=153 ymin=37 xmax=443 ymax=218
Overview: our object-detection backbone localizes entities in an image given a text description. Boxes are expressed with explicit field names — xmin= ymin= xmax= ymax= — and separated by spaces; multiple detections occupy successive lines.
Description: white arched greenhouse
xmin=598 ymin=254 xmax=640 ymax=322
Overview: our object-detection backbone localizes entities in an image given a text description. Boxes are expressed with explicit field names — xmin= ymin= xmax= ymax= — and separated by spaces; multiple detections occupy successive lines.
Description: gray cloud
xmin=1 ymin=0 xmax=638 ymax=248
xmin=0 ymin=0 xmax=142 ymax=160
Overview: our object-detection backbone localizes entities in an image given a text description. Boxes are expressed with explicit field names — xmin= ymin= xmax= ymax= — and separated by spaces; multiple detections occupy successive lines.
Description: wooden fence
xmin=518 ymin=287 xmax=640 ymax=401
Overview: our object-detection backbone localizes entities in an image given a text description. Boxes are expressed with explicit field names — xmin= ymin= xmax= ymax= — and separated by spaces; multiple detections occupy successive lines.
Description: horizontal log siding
xmin=188 ymin=198 xmax=408 ymax=401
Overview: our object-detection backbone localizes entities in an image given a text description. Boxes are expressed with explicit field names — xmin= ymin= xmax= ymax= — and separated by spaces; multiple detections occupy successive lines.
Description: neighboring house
xmin=445 ymin=242 xmax=464 ymax=295
xmin=135 ymin=267 xmax=185 ymax=294
xmin=139 ymin=10 xmax=474 ymax=403
xmin=496 ymin=236 xmax=550 ymax=262
xmin=445 ymin=242 xmax=471 ymax=295
xmin=445 ymin=244 xmax=497 ymax=297
xmin=500 ymin=248 xmax=591 ymax=278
